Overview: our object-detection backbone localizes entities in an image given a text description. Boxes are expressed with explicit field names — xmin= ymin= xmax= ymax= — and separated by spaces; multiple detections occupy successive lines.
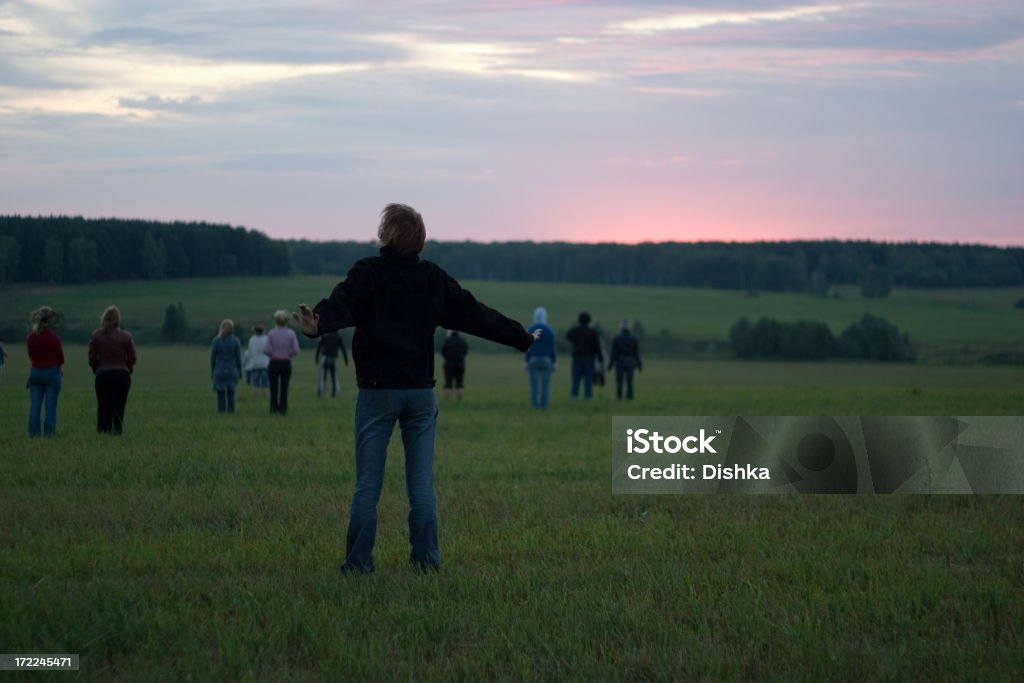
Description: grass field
xmin=3 ymin=277 xmax=1024 ymax=361
xmin=1 ymin=347 xmax=1023 ymax=681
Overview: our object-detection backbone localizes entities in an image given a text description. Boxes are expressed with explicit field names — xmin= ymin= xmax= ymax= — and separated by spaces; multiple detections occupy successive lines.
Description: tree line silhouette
xmin=2 ymin=215 xmax=1022 ymax=291
xmin=0 ymin=215 xmax=288 ymax=283
xmin=284 ymin=239 xmax=1024 ymax=292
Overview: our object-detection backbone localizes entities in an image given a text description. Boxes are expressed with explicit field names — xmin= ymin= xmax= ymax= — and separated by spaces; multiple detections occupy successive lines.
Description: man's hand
xmin=532 ymin=329 xmax=542 ymax=341
xmin=293 ymin=304 xmax=320 ymax=336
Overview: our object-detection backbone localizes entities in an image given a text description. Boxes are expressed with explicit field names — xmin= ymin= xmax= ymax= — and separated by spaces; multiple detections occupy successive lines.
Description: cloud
xmin=632 ymin=86 xmax=724 ymax=97
xmin=116 ymin=94 xmax=203 ymax=110
xmin=4 ymin=0 xmax=1021 ymax=123
xmin=610 ymin=4 xmax=849 ymax=35
xmin=367 ymin=33 xmax=600 ymax=82
xmin=0 ymin=43 xmax=371 ymax=118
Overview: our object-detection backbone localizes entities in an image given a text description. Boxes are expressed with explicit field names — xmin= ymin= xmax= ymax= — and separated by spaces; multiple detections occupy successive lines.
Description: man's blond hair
xmin=378 ymin=203 xmax=426 ymax=256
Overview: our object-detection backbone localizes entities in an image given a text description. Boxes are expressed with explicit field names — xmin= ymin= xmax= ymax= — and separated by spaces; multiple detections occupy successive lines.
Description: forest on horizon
xmin=2 ymin=215 xmax=1023 ymax=293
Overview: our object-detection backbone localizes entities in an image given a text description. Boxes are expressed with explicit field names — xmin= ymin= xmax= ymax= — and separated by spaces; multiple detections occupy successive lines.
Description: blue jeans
xmin=571 ymin=356 xmax=595 ymax=400
xmin=344 ymin=388 xmax=440 ymax=573
xmin=251 ymin=368 xmax=269 ymax=388
xmin=528 ymin=356 xmax=553 ymax=408
xmin=28 ymin=367 xmax=62 ymax=436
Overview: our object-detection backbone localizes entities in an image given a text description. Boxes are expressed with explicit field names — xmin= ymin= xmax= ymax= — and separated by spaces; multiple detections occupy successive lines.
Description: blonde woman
xmin=26 ymin=306 xmax=64 ymax=437
xmin=263 ymin=310 xmax=299 ymax=414
xmin=88 ymin=306 xmax=137 ymax=434
xmin=210 ymin=319 xmax=242 ymax=413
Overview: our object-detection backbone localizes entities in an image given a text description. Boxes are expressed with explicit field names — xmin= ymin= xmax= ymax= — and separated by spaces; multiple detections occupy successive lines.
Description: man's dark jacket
xmin=441 ymin=334 xmax=469 ymax=369
xmin=567 ymin=324 xmax=603 ymax=361
xmin=609 ymin=331 xmax=641 ymax=371
xmin=315 ymin=331 xmax=348 ymax=365
xmin=311 ymin=248 xmax=533 ymax=389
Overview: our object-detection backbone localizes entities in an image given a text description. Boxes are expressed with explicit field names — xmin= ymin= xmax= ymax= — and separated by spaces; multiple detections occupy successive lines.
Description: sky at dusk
xmin=1 ymin=1 xmax=1022 ymax=245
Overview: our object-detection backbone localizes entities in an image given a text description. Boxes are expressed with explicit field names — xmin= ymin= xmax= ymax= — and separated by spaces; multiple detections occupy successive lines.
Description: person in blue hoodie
xmin=525 ymin=307 xmax=556 ymax=409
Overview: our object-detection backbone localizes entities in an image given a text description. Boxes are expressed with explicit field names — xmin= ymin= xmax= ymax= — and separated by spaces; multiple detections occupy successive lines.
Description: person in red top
xmin=88 ymin=306 xmax=138 ymax=434
xmin=26 ymin=306 xmax=65 ymax=437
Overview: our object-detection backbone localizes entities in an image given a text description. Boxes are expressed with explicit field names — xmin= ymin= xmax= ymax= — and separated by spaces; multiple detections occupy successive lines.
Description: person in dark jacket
xmin=315 ymin=330 xmax=348 ymax=398
xmin=441 ymin=330 xmax=469 ymax=401
xmin=88 ymin=306 xmax=138 ymax=433
xmin=608 ymin=319 xmax=642 ymax=400
xmin=293 ymin=203 xmax=540 ymax=574
xmin=566 ymin=311 xmax=602 ymax=400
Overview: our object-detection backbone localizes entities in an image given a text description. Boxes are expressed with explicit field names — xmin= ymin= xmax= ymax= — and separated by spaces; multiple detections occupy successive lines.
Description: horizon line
xmin=2 ymin=213 xmax=1022 ymax=249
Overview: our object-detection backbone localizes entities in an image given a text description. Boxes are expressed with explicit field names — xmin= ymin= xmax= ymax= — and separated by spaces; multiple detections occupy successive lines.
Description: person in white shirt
xmin=247 ymin=325 xmax=271 ymax=397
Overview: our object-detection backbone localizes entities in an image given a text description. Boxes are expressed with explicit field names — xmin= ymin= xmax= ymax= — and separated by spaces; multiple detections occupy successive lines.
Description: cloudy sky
xmin=1 ymin=0 xmax=1022 ymax=244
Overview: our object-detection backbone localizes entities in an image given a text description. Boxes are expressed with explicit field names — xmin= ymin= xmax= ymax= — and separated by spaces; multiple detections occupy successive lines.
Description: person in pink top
xmin=26 ymin=306 xmax=64 ymax=437
xmin=264 ymin=310 xmax=300 ymax=414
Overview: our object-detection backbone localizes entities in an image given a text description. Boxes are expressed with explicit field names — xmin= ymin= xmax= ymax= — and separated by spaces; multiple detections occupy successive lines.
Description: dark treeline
xmin=3 ymin=215 xmax=1023 ymax=290
xmin=0 ymin=215 xmax=288 ymax=283
xmin=289 ymin=239 xmax=1024 ymax=291
xmin=730 ymin=314 xmax=914 ymax=362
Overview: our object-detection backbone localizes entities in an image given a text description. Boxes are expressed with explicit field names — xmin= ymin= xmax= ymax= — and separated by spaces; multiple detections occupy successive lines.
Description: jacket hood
xmin=533 ymin=307 xmax=548 ymax=325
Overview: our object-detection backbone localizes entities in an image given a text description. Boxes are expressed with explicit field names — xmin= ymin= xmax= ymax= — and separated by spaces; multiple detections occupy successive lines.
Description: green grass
xmin=1 ymin=348 xmax=1023 ymax=681
xmin=3 ymin=278 xmax=1023 ymax=360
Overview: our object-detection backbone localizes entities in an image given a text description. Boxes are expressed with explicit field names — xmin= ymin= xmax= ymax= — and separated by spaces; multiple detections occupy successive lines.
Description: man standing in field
xmin=315 ymin=330 xmax=348 ymax=398
xmin=440 ymin=330 xmax=468 ymax=401
xmin=293 ymin=204 xmax=540 ymax=573
xmin=608 ymin=319 xmax=642 ymax=400
xmin=567 ymin=312 xmax=602 ymax=400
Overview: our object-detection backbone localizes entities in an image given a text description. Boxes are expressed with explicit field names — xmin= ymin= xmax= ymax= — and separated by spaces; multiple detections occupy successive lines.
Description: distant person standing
xmin=441 ymin=330 xmax=468 ymax=400
xmin=315 ymin=330 xmax=348 ymax=398
xmin=525 ymin=307 xmax=556 ymax=409
xmin=88 ymin=306 xmax=138 ymax=434
xmin=609 ymin=320 xmax=642 ymax=401
xmin=265 ymin=310 xmax=299 ymax=414
xmin=243 ymin=348 xmax=253 ymax=386
xmin=26 ymin=306 xmax=64 ymax=437
xmin=293 ymin=203 xmax=539 ymax=573
xmin=247 ymin=325 xmax=270 ymax=397
xmin=567 ymin=312 xmax=602 ymax=400
xmin=210 ymin=319 xmax=242 ymax=413
xmin=0 ymin=336 xmax=7 ymax=385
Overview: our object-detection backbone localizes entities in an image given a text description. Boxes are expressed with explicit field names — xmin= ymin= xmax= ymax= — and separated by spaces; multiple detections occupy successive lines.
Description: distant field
xmin=1 ymin=349 xmax=1022 ymax=680
xmin=2 ymin=277 xmax=1023 ymax=361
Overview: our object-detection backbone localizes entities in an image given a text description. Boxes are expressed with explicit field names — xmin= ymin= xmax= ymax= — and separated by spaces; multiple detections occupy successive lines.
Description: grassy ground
xmin=1 ymin=348 xmax=1022 ymax=681
xmin=3 ymin=278 xmax=1023 ymax=360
